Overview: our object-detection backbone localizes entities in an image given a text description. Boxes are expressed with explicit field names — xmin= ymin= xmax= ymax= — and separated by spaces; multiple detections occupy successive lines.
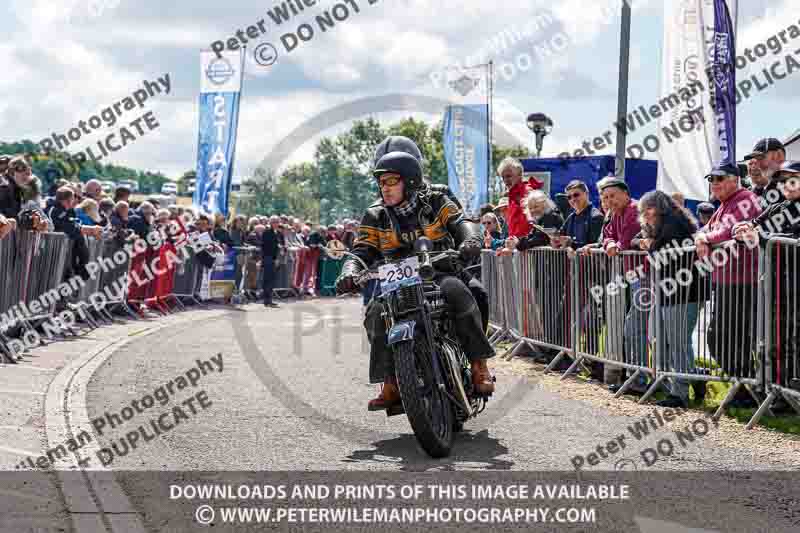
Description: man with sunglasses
xmin=551 ymin=180 xmax=606 ymax=379
xmin=335 ymin=150 xmax=495 ymax=412
xmin=551 ymin=180 xmax=604 ymax=251
xmin=695 ymin=164 xmax=762 ymax=402
xmin=372 ymin=135 xmax=463 ymax=210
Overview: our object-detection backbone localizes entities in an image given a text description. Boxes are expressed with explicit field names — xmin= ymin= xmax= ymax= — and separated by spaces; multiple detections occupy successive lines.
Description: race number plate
xmin=379 ymin=256 xmax=421 ymax=295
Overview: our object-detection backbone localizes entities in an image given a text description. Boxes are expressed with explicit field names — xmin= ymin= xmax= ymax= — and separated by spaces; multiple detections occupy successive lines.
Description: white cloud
xmin=1 ymin=0 xmax=795 ymax=186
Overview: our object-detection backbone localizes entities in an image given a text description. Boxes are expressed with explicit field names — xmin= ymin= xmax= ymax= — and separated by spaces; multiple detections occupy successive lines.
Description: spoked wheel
xmin=394 ymin=340 xmax=454 ymax=458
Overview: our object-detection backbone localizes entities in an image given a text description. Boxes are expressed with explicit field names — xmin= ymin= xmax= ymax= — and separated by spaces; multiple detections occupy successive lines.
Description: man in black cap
xmin=744 ymin=137 xmax=786 ymax=208
xmin=734 ymin=160 xmax=800 ymax=397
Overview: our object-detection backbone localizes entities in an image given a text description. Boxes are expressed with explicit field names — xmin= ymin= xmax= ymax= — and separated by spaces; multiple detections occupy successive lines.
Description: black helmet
xmin=373 ymin=151 xmax=423 ymax=191
xmin=373 ymin=136 xmax=423 ymax=167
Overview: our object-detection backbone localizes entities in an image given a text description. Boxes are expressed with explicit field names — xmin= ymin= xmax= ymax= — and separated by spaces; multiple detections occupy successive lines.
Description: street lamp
xmin=526 ymin=113 xmax=554 ymax=158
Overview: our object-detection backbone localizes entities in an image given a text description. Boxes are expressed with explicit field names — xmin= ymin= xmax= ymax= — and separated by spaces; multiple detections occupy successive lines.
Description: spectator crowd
xmin=2 ymin=136 xmax=799 ymax=420
xmin=481 ymin=138 xmax=800 ymax=413
xmin=0 ymin=151 xmax=362 ymax=315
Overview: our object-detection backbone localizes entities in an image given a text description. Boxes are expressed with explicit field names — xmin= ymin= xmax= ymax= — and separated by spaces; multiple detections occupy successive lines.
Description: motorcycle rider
xmin=373 ymin=135 xmax=464 ymax=210
xmin=371 ymin=136 xmax=488 ymax=330
xmin=335 ymin=149 xmax=495 ymax=411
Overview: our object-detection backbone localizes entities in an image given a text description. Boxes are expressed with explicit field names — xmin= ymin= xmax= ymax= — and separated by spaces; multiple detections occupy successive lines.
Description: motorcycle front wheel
xmin=394 ymin=339 xmax=454 ymax=458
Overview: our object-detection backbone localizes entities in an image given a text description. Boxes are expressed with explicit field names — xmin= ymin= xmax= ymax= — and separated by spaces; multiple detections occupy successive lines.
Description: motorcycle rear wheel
xmin=394 ymin=340 xmax=454 ymax=458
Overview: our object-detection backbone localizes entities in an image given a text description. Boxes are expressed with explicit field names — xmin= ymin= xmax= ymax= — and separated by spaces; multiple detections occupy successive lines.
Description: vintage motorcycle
xmin=335 ymin=237 xmax=491 ymax=458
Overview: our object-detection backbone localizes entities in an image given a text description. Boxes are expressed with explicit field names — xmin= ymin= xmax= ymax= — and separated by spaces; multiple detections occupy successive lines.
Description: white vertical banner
xmin=656 ymin=0 xmax=738 ymax=200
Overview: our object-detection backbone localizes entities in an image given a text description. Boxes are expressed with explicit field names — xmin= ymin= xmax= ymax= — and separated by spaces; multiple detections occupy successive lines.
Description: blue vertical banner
xmin=708 ymin=0 xmax=737 ymax=168
xmin=194 ymin=49 xmax=245 ymax=216
xmin=441 ymin=65 xmax=489 ymax=215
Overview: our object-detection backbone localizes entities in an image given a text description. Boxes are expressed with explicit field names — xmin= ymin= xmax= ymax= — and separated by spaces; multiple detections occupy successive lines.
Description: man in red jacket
xmin=497 ymin=157 xmax=532 ymax=238
xmin=695 ymin=164 xmax=762 ymax=400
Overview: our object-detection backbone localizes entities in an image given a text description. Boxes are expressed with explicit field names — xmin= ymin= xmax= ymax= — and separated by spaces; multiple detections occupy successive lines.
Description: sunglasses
xmin=12 ymin=165 xmax=29 ymax=172
xmin=706 ymin=175 xmax=729 ymax=184
xmin=567 ymin=192 xmax=583 ymax=199
xmin=377 ymin=175 xmax=402 ymax=188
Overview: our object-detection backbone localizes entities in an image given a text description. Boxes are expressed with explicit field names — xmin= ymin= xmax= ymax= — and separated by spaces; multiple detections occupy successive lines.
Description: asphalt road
xmin=85 ymin=299 xmax=791 ymax=472
xmin=2 ymin=299 xmax=798 ymax=532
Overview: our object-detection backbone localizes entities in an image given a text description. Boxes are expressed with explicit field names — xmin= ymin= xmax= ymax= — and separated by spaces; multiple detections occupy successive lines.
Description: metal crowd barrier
xmin=275 ymin=248 xmax=300 ymax=298
xmin=482 ymin=238 xmax=794 ymax=427
xmin=750 ymin=236 xmax=800 ymax=426
xmin=66 ymin=236 xmax=106 ymax=329
xmin=17 ymin=231 xmax=71 ymax=317
xmin=499 ymin=248 xmax=576 ymax=367
xmin=0 ymin=227 xmax=280 ymax=364
xmin=14 ymin=231 xmax=72 ymax=339
xmin=480 ymin=250 xmax=504 ymax=341
xmin=566 ymin=249 xmax=653 ymax=396
xmin=639 ymin=242 xmax=763 ymax=416
xmin=0 ymin=231 xmax=18 ymax=360
xmin=0 ymin=230 xmax=18 ymax=326
xmin=232 ymin=246 xmax=260 ymax=303
xmin=172 ymin=245 xmax=203 ymax=306
xmin=97 ymin=238 xmax=139 ymax=319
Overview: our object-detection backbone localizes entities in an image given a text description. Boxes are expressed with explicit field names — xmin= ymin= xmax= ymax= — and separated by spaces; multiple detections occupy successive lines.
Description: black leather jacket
xmin=339 ymin=189 xmax=481 ymax=279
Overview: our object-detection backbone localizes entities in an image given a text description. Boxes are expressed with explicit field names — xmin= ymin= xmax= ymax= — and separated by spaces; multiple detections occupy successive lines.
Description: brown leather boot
xmin=367 ymin=377 xmax=401 ymax=411
xmin=471 ymin=359 xmax=495 ymax=395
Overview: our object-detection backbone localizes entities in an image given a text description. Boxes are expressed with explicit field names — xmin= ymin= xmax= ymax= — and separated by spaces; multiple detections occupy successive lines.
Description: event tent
xmin=519 ymin=156 xmax=658 ymax=208
xmin=784 ymin=129 xmax=800 ymax=161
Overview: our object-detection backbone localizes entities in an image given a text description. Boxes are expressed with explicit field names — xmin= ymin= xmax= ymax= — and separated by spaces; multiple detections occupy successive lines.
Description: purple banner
xmin=708 ymin=0 xmax=737 ymax=167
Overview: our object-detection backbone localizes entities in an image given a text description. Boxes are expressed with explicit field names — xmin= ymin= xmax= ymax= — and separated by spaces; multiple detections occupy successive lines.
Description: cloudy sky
xmin=1 ymin=0 xmax=798 ymax=181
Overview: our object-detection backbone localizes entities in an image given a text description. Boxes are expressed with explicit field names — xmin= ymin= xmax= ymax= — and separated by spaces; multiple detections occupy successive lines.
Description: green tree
xmin=177 ymin=170 xmax=196 ymax=195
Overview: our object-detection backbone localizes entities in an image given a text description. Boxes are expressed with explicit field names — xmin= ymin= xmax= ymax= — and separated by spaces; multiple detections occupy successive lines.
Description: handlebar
xmin=333 ymin=242 xmax=467 ymax=295
xmin=419 ymin=249 xmax=461 ymax=281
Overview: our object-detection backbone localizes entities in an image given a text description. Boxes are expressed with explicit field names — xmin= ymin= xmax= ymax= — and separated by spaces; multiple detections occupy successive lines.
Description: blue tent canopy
xmin=519 ymin=156 xmax=658 ymax=207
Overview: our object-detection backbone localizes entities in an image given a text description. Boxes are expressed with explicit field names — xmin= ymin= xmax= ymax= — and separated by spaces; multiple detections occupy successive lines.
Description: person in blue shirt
xmin=551 ymin=180 xmax=605 ymax=251
xmin=75 ymin=198 xmax=101 ymax=226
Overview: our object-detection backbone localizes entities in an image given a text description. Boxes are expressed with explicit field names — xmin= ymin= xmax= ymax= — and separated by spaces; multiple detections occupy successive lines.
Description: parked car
xmin=118 ymin=180 xmax=139 ymax=193
xmin=161 ymin=182 xmax=178 ymax=195
xmin=100 ymin=180 xmax=116 ymax=194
